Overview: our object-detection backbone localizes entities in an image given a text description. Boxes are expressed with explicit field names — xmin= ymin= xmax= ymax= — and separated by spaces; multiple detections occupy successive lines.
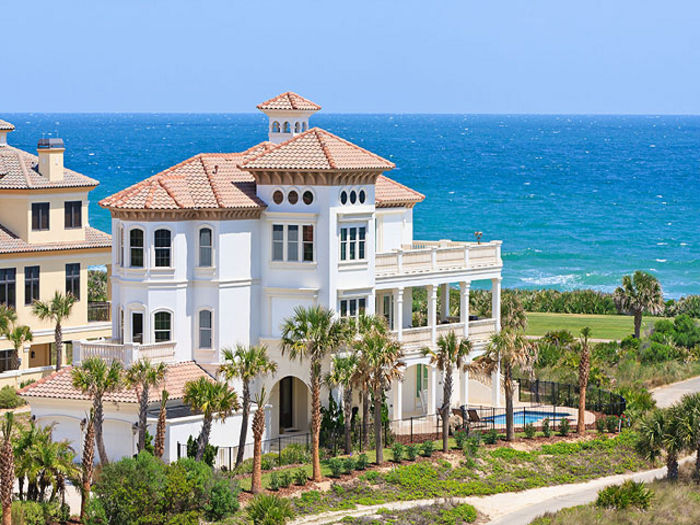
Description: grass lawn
xmin=525 ymin=312 xmax=669 ymax=340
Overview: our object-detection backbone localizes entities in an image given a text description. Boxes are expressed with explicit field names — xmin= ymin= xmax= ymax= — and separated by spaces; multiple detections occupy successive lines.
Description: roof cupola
xmin=257 ymin=91 xmax=321 ymax=144
xmin=0 ymin=119 xmax=14 ymax=147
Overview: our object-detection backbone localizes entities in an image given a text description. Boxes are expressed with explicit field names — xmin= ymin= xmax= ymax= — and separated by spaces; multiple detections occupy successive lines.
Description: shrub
xmin=279 ymin=444 xmax=310 ymax=466
xmin=605 ymin=415 xmax=619 ymax=433
xmin=0 ymin=385 xmax=25 ymax=409
xmin=524 ymin=423 xmax=536 ymax=439
xmin=391 ymin=442 xmax=404 ymax=463
xmin=343 ymin=457 xmax=356 ymax=474
xmin=483 ymin=429 xmax=499 ymax=445
xmin=268 ymin=472 xmax=280 ymax=491
xmin=438 ymin=503 xmax=478 ymax=524
xmin=328 ymin=457 xmax=343 ymax=478
xmin=405 ymin=443 xmax=418 ymax=461
xmin=204 ymin=479 xmax=240 ymax=521
xmin=247 ymin=494 xmax=295 ymax=525
xmin=596 ymin=480 xmax=653 ymax=510
xmin=454 ymin=429 xmax=468 ymax=450
xmin=11 ymin=501 xmax=62 ymax=525
xmin=542 ymin=418 xmax=552 ymax=437
xmin=185 ymin=435 xmax=218 ymax=467
xmin=595 ymin=417 xmax=606 ymax=434
xmin=592 ymin=341 xmax=621 ymax=366
xmin=356 ymin=453 xmax=368 ymax=470
xmin=557 ymin=418 xmax=570 ymax=437
xmin=84 ymin=498 xmax=108 ymax=525
xmin=261 ymin=454 xmax=278 ymax=471
xmin=293 ymin=469 xmax=307 ymax=486
xmin=639 ymin=342 xmax=680 ymax=364
xmin=279 ymin=471 xmax=292 ymax=488
xmin=463 ymin=436 xmax=480 ymax=458
xmin=420 ymin=440 xmax=435 ymax=457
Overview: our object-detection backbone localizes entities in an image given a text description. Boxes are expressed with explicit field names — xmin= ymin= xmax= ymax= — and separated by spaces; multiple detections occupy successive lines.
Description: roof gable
xmin=257 ymin=92 xmax=321 ymax=111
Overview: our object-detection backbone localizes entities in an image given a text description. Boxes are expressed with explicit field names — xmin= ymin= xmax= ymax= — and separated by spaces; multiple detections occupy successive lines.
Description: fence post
xmin=177 ymin=441 xmax=181 ymax=460
xmin=229 ymin=447 xmax=232 ymax=470
xmin=410 ymin=417 xmax=414 ymax=443
xmin=278 ymin=437 xmax=282 ymax=466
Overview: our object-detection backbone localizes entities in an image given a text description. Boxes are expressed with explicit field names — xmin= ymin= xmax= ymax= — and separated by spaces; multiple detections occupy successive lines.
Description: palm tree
xmin=423 ymin=330 xmax=472 ymax=452
xmin=79 ymin=411 xmax=95 ymax=522
xmin=71 ymin=357 xmax=123 ymax=464
xmin=0 ymin=305 xmax=16 ymax=337
xmin=501 ymin=293 xmax=527 ymax=332
xmin=183 ymin=377 xmax=239 ymax=462
xmin=469 ymin=329 xmax=535 ymax=441
xmin=250 ymin=387 xmax=267 ymax=494
xmin=280 ymin=305 xmax=350 ymax=482
xmin=154 ymin=389 xmax=169 ymax=459
xmin=613 ymin=271 xmax=664 ymax=339
xmin=125 ymin=360 xmax=167 ymax=452
xmin=577 ymin=327 xmax=592 ymax=435
xmin=220 ymin=345 xmax=277 ymax=469
xmin=0 ymin=413 xmax=14 ymax=525
xmin=678 ymin=393 xmax=700 ymax=480
xmin=355 ymin=330 xmax=403 ymax=464
xmin=637 ymin=406 xmax=686 ymax=480
xmin=32 ymin=291 xmax=76 ymax=371
xmin=325 ymin=353 xmax=358 ymax=454
xmin=24 ymin=436 xmax=79 ymax=504
xmin=6 ymin=325 xmax=32 ymax=371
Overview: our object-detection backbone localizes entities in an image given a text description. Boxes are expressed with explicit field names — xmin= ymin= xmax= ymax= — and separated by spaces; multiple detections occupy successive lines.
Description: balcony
xmin=375 ymin=240 xmax=502 ymax=278
xmin=392 ymin=318 xmax=498 ymax=351
xmin=73 ymin=339 xmax=176 ymax=366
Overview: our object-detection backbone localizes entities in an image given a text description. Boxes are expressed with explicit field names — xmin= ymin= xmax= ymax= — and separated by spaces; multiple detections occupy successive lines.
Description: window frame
xmin=65 ymin=263 xmax=80 ymax=300
xmin=31 ymin=203 xmax=50 ymax=231
xmin=153 ymin=310 xmax=172 ymax=343
xmin=0 ymin=268 xmax=16 ymax=308
xmin=198 ymin=226 xmax=214 ymax=268
xmin=129 ymin=228 xmax=145 ymax=268
xmin=339 ymin=297 xmax=367 ymax=319
xmin=24 ymin=265 xmax=40 ymax=305
xmin=339 ymin=225 xmax=367 ymax=262
xmin=153 ymin=228 xmax=172 ymax=268
xmin=64 ymin=201 xmax=82 ymax=229
xmin=198 ymin=309 xmax=213 ymax=349
xmin=271 ymin=224 xmax=315 ymax=263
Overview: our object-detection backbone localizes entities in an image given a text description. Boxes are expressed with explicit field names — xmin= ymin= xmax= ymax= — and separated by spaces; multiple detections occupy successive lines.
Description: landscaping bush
xmin=524 ymin=423 xmax=536 ymax=439
xmin=557 ymin=418 xmax=570 ymax=437
xmin=420 ymin=440 xmax=435 ymax=457
xmin=483 ymin=429 xmax=499 ymax=445
xmin=204 ymin=479 xmax=240 ymax=521
xmin=0 ymin=385 xmax=25 ymax=409
xmin=605 ymin=415 xmax=619 ymax=433
xmin=293 ymin=469 xmax=307 ymax=486
xmin=391 ymin=442 xmax=404 ymax=463
xmin=185 ymin=435 xmax=218 ymax=468
xmin=463 ymin=436 xmax=480 ymax=458
xmin=596 ymin=480 xmax=653 ymax=510
xmin=279 ymin=444 xmax=310 ymax=466
xmin=279 ymin=471 xmax=292 ymax=489
xmin=592 ymin=341 xmax=621 ymax=366
xmin=343 ymin=457 xmax=356 ymax=474
xmin=268 ymin=472 xmax=280 ymax=491
xmin=672 ymin=314 xmax=700 ymax=348
xmin=356 ymin=453 xmax=368 ymax=470
xmin=542 ymin=418 xmax=552 ymax=437
xmin=595 ymin=417 xmax=606 ymax=434
xmin=438 ymin=502 xmax=478 ymax=524
xmin=11 ymin=500 xmax=63 ymax=525
xmin=247 ymin=494 xmax=295 ymax=525
xmin=639 ymin=342 xmax=680 ymax=364
xmin=406 ymin=443 xmax=418 ymax=461
xmin=328 ymin=457 xmax=343 ymax=478
xmin=454 ymin=429 xmax=468 ymax=450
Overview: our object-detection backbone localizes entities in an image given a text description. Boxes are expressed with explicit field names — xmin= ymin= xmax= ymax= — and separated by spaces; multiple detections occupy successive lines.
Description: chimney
xmin=0 ymin=119 xmax=14 ymax=147
xmin=37 ymin=138 xmax=65 ymax=182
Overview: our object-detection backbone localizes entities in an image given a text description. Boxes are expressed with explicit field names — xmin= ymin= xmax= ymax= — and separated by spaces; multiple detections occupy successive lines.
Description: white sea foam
xmin=657 ymin=242 xmax=668 ymax=246
xmin=656 ymin=259 xmax=667 ymax=263
xmin=521 ymin=274 xmax=578 ymax=286
xmin=681 ymin=242 xmax=688 ymax=246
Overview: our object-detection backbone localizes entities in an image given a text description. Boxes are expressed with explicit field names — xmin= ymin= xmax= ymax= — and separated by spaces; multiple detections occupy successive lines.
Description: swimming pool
xmin=482 ymin=410 xmax=568 ymax=425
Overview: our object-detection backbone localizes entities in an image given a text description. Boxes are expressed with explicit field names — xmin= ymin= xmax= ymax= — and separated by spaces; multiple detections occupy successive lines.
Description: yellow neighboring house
xmin=0 ymin=119 xmax=111 ymax=388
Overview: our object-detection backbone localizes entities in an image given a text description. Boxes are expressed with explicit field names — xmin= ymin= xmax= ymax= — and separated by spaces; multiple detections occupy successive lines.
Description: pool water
xmin=483 ymin=410 xmax=567 ymax=425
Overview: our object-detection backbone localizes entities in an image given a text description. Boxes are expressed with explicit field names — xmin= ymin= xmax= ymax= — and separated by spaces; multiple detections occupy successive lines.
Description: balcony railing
xmin=392 ymin=318 xmax=498 ymax=349
xmin=376 ymin=240 xmax=501 ymax=278
xmin=73 ymin=339 xmax=176 ymax=366
xmin=87 ymin=301 xmax=111 ymax=322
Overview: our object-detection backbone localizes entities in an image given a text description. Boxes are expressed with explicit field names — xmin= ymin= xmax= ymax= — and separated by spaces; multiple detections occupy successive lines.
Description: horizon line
xmin=2 ymin=111 xmax=700 ymax=117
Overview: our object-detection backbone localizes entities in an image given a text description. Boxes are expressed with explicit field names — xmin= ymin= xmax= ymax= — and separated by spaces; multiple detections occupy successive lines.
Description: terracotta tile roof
xmin=0 ymin=120 xmax=14 ymax=131
xmin=257 ymin=92 xmax=321 ymax=111
xmin=0 ymin=225 xmax=111 ymax=255
xmin=19 ymin=361 xmax=214 ymax=403
xmin=100 ymin=142 xmax=274 ymax=211
xmin=0 ymin=146 xmax=99 ymax=189
xmin=240 ymin=128 xmax=395 ymax=172
xmin=375 ymin=175 xmax=425 ymax=207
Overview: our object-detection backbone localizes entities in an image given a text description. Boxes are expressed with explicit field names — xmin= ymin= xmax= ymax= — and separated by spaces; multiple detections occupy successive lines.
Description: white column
xmin=392 ymin=378 xmax=403 ymax=420
xmin=440 ymin=283 xmax=450 ymax=322
xmin=491 ymin=361 xmax=502 ymax=407
xmin=492 ymin=277 xmax=502 ymax=332
xmin=459 ymin=281 xmax=470 ymax=338
xmin=394 ymin=287 xmax=404 ymax=341
xmin=427 ymin=365 xmax=438 ymax=414
xmin=428 ymin=285 xmax=437 ymax=344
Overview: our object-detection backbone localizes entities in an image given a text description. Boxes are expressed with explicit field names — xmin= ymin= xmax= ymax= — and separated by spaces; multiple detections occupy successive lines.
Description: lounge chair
xmin=467 ymin=409 xmax=488 ymax=430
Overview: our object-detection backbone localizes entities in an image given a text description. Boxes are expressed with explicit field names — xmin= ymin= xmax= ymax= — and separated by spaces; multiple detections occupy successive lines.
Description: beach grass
xmin=525 ymin=312 xmax=670 ymax=340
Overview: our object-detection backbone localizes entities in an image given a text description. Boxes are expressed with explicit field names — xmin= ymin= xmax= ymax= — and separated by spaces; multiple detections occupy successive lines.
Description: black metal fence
xmin=88 ymin=301 xmax=111 ymax=322
xmin=518 ymin=377 xmax=626 ymax=416
xmin=460 ymin=405 xmax=568 ymax=433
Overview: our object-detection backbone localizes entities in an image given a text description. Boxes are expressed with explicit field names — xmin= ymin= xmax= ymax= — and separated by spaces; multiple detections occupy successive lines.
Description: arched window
xmin=118 ymin=226 xmax=125 ymax=267
xmin=154 ymin=229 xmax=171 ymax=267
xmin=199 ymin=227 xmax=213 ymax=267
xmin=129 ymin=228 xmax=144 ymax=268
xmin=272 ymin=121 xmax=280 ymax=133
xmin=302 ymin=122 xmax=307 ymax=131
xmin=294 ymin=122 xmax=301 ymax=133
xmin=199 ymin=310 xmax=213 ymax=349
xmin=154 ymin=311 xmax=172 ymax=342
xmin=283 ymin=122 xmax=291 ymax=133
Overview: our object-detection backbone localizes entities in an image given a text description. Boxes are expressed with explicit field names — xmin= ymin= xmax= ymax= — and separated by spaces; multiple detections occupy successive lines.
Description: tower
xmin=257 ymin=91 xmax=321 ymax=144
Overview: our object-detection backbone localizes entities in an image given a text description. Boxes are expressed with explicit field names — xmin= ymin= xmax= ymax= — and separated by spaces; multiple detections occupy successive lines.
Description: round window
xmin=303 ymin=190 xmax=314 ymax=205
xmin=273 ymin=190 xmax=284 ymax=205
xmin=349 ymin=190 xmax=357 ymax=204
xmin=340 ymin=191 xmax=348 ymax=205
xmin=288 ymin=190 xmax=299 ymax=204
xmin=359 ymin=189 xmax=366 ymax=204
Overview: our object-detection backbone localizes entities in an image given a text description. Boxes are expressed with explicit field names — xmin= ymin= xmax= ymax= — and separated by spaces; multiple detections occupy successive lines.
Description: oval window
xmin=340 ymin=191 xmax=348 ymax=205
xmin=359 ymin=189 xmax=366 ymax=204
xmin=288 ymin=190 xmax=299 ymax=205
xmin=273 ymin=190 xmax=284 ymax=204
xmin=303 ymin=190 xmax=314 ymax=205
xmin=349 ymin=190 xmax=357 ymax=204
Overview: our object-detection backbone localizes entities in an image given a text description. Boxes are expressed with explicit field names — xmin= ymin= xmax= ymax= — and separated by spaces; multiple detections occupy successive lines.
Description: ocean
xmin=3 ymin=113 xmax=699 ymax=297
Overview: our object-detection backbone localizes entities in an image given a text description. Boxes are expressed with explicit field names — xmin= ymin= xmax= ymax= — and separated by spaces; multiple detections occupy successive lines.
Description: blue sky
xmin=4 ymin=0 xmax=700 ymax=114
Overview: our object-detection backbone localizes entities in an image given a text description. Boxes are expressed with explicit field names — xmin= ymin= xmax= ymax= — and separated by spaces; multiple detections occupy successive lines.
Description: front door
xmin=279 ymin=377 xmax=294 ymax=430
xmin=132 ymin=312 xmax=143 ymax=344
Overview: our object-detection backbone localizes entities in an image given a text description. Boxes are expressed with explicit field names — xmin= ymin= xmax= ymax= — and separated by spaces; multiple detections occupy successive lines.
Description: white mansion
xmin=22 ymin=92 xmax=504 ymax=462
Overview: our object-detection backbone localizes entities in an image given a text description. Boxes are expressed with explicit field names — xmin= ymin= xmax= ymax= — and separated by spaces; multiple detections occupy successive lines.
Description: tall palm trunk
xmin=0 ymin=432 xmax=13 ymax=525
xmin=55 ymin=321 xmax=63 ymax=372
xmin=251 ymin=404 xmax=265 ymax=494
xmin=695 ymin=444 xmax=700 ymax=482
xmin=196 ymin=415 xmax=212 ymax=461
xmin=235 ymin=381 xmax=251 ymax=469
xmin=667 ymin=452 xmax=679 ymax=481
xmin=137 ymin=384 xmax=150 ymax=452
xmin=577 ymin=348 xmax=590 ymax=435
xmin=504 ymin=365 xmax=514 ymax=441
xmin=441 ymin=367 xmax=453 ymax=453
xmin=94 ymin=397 xmax=109 ymax=464
xmin=310 ymin=364 xmax=322 ymax=482
xmin=373 ymin=384 xmax=383 ymax=464
xmin=154 ymin=391 xmax=168 ymax=459
xmin=343 ymin=386 xmax=353 ymax=454
xmin=633 ymin=311 xmax=642 ymax=339
xmin=361 ymin=389 xmax=370 ymax=450
xmin=80 ymin=415 xmax=95 ymax=522
xmin=10 ymin=345 xmax=20 ymax=371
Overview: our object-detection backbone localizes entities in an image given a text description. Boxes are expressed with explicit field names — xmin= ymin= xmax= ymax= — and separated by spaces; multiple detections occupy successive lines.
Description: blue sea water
xmin=3 ymin=113 xmax=699 ymax=297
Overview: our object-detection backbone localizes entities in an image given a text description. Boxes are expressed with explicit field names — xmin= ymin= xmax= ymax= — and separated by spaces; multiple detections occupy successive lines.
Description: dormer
xmin=257 ymin=91 xmax=321 ymax=144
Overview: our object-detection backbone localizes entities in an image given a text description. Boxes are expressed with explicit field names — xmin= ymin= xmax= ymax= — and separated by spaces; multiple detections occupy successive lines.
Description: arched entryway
xmin=269 ymin=376 xmax=310 ymax=437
